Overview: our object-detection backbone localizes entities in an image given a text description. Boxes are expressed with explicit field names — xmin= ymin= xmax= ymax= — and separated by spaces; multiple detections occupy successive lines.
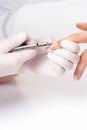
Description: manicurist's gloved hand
xmin=0 ymin=32 xmax=37 ymax=82
xmin=26 ymin=36 xmax=80 ymax=77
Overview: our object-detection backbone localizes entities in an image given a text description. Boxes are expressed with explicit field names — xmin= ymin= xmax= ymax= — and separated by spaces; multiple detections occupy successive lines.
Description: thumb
xmin=76 ymin=23 xmax=87 ymax=31
xmin=13 ymin=49 xmax=37 ymax=65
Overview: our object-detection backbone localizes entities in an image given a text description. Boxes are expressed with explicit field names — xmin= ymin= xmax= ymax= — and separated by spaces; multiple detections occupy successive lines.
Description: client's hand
xmin=51 ymin=22 xmax=87 ymax=80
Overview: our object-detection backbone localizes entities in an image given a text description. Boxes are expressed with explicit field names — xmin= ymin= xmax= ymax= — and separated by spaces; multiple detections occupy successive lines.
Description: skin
xmin=0 ymin=75 xmax=17 ymax=83
xmin=51 ymin=23 xmax=87 ymax=80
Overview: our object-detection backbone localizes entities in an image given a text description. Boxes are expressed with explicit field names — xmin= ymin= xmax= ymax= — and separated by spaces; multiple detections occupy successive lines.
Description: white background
xmin=0 ymin=0 xmax=87 ymax=130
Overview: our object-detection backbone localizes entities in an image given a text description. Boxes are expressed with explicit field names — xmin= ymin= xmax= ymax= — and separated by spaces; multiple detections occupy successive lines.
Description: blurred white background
xmin=0 ymin=0 xmax=87 ymax=130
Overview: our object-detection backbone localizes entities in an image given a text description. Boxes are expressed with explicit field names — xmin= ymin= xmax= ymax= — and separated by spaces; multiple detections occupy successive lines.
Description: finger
xmin=76 ymin=23 xmax=87 ymax=31
xmin=50 ymin=62 xmax=65 ymax=76
xmin=51 ymin=31 xmax=87 ymax=50
xmin=54 ymin=49 xmax=80 ymax=64
xmin=0 ymin=32 xmax=28 ymax=53
xmin=47 ymin=53 xmax=73 ymax=71
xmin=12 ymin=49 xmax=37 ymax=65
xmin=61 ymin=40 xmax=80 ymax=53
xmin=62 ymin=32 xmax=87 ymax=43
xmin=74 ymin=49 xmax=87 ymax=80
xmin=50 ymin=41 xmax=61 ymax=50
xmin=0 ymin=74 xmax=17 ymax=83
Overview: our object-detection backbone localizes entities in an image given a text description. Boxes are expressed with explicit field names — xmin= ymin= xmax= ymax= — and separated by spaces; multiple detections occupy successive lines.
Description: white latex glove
xmin=26 ymin=37 xmax=80 ymax=77
xmin=0 ymin=32 xmax=37 ymax=77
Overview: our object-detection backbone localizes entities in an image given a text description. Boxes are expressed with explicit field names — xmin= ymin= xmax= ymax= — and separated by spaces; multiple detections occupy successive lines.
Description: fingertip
xmin=76 ymin=22 xmax=85 ymax=26
xmin=50 ymin=42 xmax=61 ymax=50
xmin=11 ymin=32 xmax=28 ymax=45
xmin=76 ymin=23 xmax=84 ymax=30
xmin=74 ymin=70 xmax=81 ymax=80
xmin=17 ymin=32 xmax=28 ymax=41
xmin=50 ymin=45 xmax=57 ymax=50
xmin=73 ymin=75 xmax=79 ymax=81
xmin=74 ymin=63 xmax=83 ymax=80
xmin=76 ymin=23 xmax=87 ymax=30
xmin=76 ymin=23 xmax=80 ymax=27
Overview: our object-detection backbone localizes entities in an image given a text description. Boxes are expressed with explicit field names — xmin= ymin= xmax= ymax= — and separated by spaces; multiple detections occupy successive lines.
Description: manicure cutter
xmin=11 ymin=41 xmax=53 ymax=52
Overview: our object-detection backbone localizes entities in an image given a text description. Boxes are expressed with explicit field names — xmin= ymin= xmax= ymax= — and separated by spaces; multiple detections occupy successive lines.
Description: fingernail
xmin=50 ymin=43 xmax=58 ymax=50
xmin=50 ymin=44 xmax=56 ymax=48
xmin=17 ymin=32 xmax=27 ymax=40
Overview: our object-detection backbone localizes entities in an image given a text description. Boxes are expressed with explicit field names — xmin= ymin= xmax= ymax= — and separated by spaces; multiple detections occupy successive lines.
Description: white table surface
xmin=0 ymin=1 xmax=87 ymax=130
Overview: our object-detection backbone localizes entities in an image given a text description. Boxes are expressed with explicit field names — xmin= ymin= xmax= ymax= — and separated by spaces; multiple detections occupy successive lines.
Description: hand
xmin=0 ymin=32 xmax=37 ymax=82
xmin=51 ymin=23 xmax=87 ymax=80
xmin=26 ymin=36 xmax=80 ymax=77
